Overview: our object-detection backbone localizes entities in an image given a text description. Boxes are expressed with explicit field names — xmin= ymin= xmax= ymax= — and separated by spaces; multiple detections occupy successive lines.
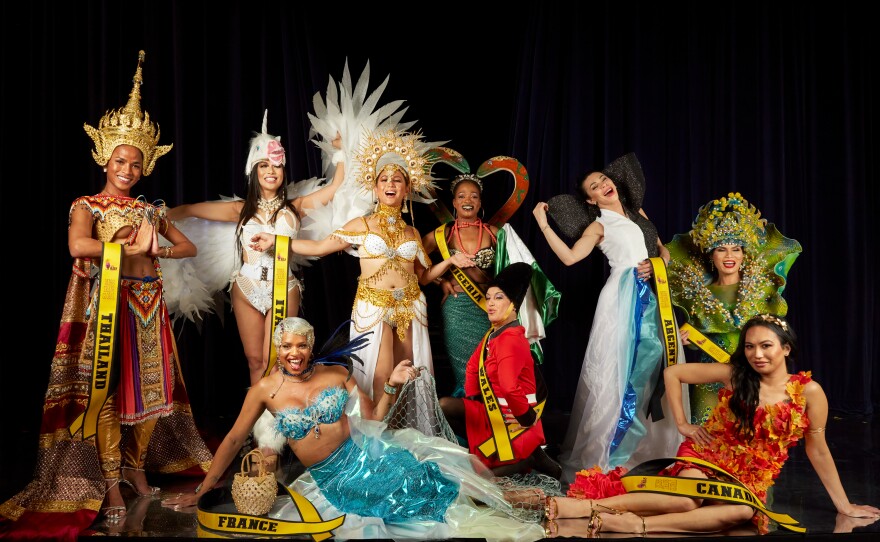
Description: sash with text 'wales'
xmin=475 ymin=330 xmax=546 ymax=461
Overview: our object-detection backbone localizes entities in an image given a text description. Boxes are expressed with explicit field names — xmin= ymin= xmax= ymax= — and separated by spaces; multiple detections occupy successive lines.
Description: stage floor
xmin=3 ymin=412 xmax=878 ymax=540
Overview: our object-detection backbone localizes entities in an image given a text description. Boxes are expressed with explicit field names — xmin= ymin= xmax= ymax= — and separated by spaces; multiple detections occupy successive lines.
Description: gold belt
xmin=354 ymin=281 xmax=422 ymax=340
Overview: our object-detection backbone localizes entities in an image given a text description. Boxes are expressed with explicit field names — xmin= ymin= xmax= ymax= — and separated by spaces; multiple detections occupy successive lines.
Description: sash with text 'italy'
xmin=265 ymin=235 xmax=290 ymax=377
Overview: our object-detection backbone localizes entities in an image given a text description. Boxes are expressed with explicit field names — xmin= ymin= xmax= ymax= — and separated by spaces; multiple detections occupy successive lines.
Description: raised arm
xmin=637 ymin=208 xmax=670 ymax=264
xmin=802 ymin=380 xmax=880 ymax=518
xmin=294 ymin=133 xmax=345 ymax=212
xmin=533 ymin=202 xmax=602 ymax=266
xmin=161 ymin=384 xmax=270 ymax=508
xmin=166 ymin=200 xmax=241 ymax=223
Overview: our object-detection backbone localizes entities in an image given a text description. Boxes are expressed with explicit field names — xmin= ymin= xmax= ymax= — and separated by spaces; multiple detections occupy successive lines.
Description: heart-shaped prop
xmin=426 ymin=152 xmax=529 ymax=228
xmin=476 ymin=156 xmax=529 ymax=228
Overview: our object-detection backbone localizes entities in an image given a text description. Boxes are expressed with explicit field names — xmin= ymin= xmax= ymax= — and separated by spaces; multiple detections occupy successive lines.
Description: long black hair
xmin=235 ymin=165 xmax=300 ymax=261
xmin=728 ymin=314 xmax=798 ymax=437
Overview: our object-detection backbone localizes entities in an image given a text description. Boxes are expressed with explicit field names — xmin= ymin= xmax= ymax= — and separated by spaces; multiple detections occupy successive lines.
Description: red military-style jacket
xmin=463 ymin=323 xmax=545 ymax=468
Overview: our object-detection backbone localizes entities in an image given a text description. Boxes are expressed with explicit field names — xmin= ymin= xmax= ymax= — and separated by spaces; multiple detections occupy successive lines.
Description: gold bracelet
xmin=163 ymin=246 xmax=173 ymax=259
xmin=807 ymin=426 xmax=826 ymax=434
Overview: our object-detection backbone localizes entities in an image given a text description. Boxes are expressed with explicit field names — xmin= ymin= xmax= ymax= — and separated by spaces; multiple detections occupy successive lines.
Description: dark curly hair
xmin=728 ymin=314 xmax=797 ymax=438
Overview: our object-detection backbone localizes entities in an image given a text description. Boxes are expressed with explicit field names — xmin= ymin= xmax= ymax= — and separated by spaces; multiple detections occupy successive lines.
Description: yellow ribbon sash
xmin=474 ymin=330 xmax=546 ymax=460
xmin=433 ymin=223 xmax=487 ymax=311
xmin=649 ymin=257 xmax=678 ymax=368
xmin=69 ymin=242 xmax=122 ymax=439
xmin=621 ymin=456 xmax=805 ymax=533
xmin=265 ymin=235 xmax=290 ymax=377
xmin=680 ymin=323 xmax=731 ymax=363
xmin=197 ymin=484 xmax=344 ymax=540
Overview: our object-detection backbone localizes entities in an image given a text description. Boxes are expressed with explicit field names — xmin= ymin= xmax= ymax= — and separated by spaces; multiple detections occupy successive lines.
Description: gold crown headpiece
xmin=353 ymin=130 xmax=438 ymax=199
xmin=690 ymin=192 xmax=767 ymax=252
xmin=757 ymin=313 xmax=789 ymax=331
xmin=450 ymin=173 xmax=483 ymax=193
xmin=83 ymin=50 xmax=172 ymax=176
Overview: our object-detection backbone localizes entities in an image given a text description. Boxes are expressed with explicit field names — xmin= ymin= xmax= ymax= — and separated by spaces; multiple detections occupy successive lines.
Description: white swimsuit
xmin=231 ymin=208 xmax=303 ymax=315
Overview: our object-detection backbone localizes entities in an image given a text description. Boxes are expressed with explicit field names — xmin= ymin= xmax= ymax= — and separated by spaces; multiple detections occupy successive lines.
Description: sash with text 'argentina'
xmin=69 ymin=242 xmax=122 ymax=439
xmin=265 ymin=235 xmax=290 ymax=377
xmin=621 ymin=457 xmax=805 ymax=533
xmin=197 ymin=484 xmax=344 ymax=540
xmin=434 ymin=223 xmax=487 ymax=311
xmin=679 ymin=323 xmax=731 ymax=363
xmin=475 ymin=331 xmax=546 ymax=461
xmin=645 ymin=257 xmax=678 ymax=422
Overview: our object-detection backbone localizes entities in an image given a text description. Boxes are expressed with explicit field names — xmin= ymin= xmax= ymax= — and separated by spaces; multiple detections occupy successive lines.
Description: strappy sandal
xmin=587 ymin=509 xmax=603 ymax=537
xmin=121 ymin=466 xmax=161 ymax=496
xmin=101 ymin=479 xmax=127 ymax=522
xmin=544 ymin=496 xmax=558 ymax=520
xmin=543 ymin=518 xmax=558 ymax=538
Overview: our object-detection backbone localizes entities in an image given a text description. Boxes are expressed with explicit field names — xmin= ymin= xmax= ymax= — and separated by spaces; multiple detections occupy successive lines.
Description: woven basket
xmin=231 ymin=448 xmax=277 ymax=516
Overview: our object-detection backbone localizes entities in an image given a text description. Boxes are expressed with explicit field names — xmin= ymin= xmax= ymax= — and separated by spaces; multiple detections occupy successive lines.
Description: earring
xmin=373 ymin=199 xmax=379 ymax=213
xmin=402 ymin=195 xmax=409 ymax=214
xmin=103 ymin=167 xmax=108 ymax=173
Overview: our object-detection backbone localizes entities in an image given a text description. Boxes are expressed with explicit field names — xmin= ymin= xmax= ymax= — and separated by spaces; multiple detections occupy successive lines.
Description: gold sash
xmin=474 ymin=330 xmax=546 ymax=460
xmin=433 ymin=223 xmax=487 ymax=311
xmin=69 ymin=242 xmax=122 ymax=439
xmin=621 ymin=456 xmax=805 ymax=533
xmin=197 ymin=484 xmax=344 ymax=540
xmin=265 ymin=235 xmax=290 ymax=377
xmin=680 ymin=323 xmax=731 ymax=363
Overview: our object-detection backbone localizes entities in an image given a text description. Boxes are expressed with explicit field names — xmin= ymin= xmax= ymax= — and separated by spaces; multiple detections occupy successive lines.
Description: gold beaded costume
xmin=0 ymin=52 xmax=211 ymax=538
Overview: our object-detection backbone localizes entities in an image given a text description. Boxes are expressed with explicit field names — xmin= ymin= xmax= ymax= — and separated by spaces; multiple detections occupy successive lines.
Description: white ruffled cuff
xmin=331 ymin=150 xmax=345 ymax=165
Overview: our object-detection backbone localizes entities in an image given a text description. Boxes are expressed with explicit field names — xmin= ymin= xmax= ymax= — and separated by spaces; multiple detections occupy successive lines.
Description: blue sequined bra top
xmin=274 ymin=387 xmax=349 ymax=440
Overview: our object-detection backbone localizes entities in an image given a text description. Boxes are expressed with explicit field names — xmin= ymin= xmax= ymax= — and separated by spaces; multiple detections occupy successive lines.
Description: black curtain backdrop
xmin=1 ymin=1 xmax=876 ymax=494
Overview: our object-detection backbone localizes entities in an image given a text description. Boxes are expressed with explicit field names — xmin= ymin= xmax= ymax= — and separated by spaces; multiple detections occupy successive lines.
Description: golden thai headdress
xmin=83 ymin=50 xmax=172 ymax=176
xmin=353 ymin=129 xmax=441 ymax=202
xmin=690 ymin=192 xmax=767 ymax=252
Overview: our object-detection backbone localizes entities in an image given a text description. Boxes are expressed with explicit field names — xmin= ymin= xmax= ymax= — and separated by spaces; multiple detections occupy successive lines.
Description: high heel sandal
xmin=544 ymin=496 xmax=558 ymax=520
xmin=101 ymin=479 xmax=127 ymax=522
xmin=120 ymin=466 xmax=161 ymax=496
xmin=545 ymin=496 xmax=623 ymax=521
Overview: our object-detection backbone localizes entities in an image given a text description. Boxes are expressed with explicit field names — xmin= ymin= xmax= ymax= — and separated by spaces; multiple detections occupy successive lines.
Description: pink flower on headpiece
xmin=267 ymin=140 xmax=285 ymax=166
